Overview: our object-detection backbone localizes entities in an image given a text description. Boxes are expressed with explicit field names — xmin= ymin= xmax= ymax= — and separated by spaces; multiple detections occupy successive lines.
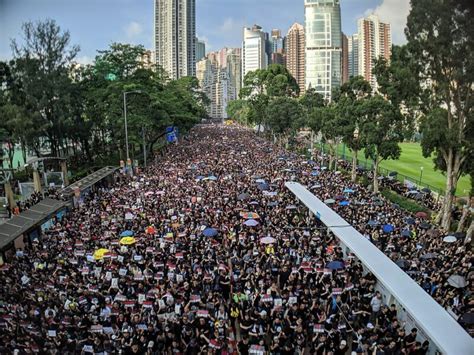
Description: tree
xmin=265 ymin=97 xmax=302 ymax=145
xmin=319 ymin=105 xmax=340 ymax=171
xmin=240 ymin=64 xmax=299 ymax=131
xmin=333 ymin=76 xmax=372 ymax=181
xmin=227 ymin=100 xmax=250 ymax=125
xmin=11 ymin=19 xmax=80 ymax=157
xmin=403 ymin=0 xmax=474 ymax=229
xmin=360 ymin=95 xmax=405 ymax=193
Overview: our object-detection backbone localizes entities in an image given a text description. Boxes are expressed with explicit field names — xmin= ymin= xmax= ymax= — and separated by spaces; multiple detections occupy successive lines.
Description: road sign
xmin=166 ymin=132 xmax=177 ymax=143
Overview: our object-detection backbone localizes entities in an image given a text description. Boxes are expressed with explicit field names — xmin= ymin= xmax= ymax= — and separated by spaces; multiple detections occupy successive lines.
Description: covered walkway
xmin=285 ymin=181 xmax=473 ymax=355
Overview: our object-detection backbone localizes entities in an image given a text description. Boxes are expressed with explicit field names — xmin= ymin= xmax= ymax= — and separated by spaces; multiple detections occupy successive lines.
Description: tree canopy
xmin=0 ymin=19 xmax=207 ymax=174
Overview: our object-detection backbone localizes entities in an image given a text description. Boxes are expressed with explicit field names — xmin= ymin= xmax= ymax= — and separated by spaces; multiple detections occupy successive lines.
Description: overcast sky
xmin=0 ymin=0 xmax=411 ymax=64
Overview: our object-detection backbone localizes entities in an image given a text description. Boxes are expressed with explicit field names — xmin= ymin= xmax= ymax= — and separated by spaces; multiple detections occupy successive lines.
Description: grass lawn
xmin=324 ymin=142 xmax=471 ymax=197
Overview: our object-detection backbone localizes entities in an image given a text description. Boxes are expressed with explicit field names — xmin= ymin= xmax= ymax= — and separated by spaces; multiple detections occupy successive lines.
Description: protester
xmin=0 ymin=125 xmax=471 ymax=354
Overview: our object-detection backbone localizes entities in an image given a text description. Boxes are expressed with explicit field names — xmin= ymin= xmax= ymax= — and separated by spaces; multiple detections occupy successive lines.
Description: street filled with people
xmin=0 ymin=125 xmax=471 ymax=354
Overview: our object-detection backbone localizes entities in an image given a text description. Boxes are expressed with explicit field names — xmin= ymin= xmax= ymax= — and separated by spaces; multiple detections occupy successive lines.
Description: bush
xmin=381 ymin=189 xmax=431 ymax=214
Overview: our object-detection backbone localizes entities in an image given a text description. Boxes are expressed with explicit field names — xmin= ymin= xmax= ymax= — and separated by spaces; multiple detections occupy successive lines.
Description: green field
xmin=326 ymin=142 xmax=471 ymax=197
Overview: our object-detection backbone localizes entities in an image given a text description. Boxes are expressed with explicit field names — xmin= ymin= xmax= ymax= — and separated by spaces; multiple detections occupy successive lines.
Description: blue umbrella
xmin=383 ymin=224 xmax=394 ymax=233
xmin=326 ymin=261 xmax=344 ymax=270
xmin=120 ymin=230 xmax=134 ymax=237
xmin=368 ymin=220 xmax=379 ymax=227
xmin=257 ymin=183 xmax=270 ymax=191
xmin=343 ymin=188 xmax=354 ymax=193
xmin=311 ymin=171 xmax=319 ymax=176
xmin=404 ymin=217 xmax=415 ymax=225
xmin=401 ymin=229 xmax=412 ymax=237
xmin=202 ymin=228 xmax=218 ymax=237
xmin=196 ymin=175 xmax=204 ymax=181
xmin=339 ymin=200 xmax=350 ymax=206
xmin=204 ymin=175 xmax=218 ymax=181
xmin=268 ymin=201 xmax=278 ymax=207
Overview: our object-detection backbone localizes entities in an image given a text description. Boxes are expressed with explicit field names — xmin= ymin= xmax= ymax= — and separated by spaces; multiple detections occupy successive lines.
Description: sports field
xmin=329 ymin=142 xmax=471 ymax=197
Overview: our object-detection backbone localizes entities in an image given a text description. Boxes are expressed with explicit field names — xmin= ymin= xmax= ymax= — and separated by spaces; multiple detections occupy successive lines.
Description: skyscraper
xmin=195 ymin=38 xmax=206 ymax=62
xmin=348 ymin=34 xmax=359 ymax=78
xmin=304 ymin=0 xmax=342 ymax=99
xmin=357 ymin=14 xmax=392 ymax=88
xmin=269 ymin=29 xmax=285 ymax=65
xmin=226 ymin=48 xmax=242 ymax=98
xmin=242 ymin=25 xmax=268 ymax=82
xmin=196 ymin=53 xmax=236 ymax=119
xmin=154 ymin=0 xmax=196 ymax=79
xmin=341 ymin=33 xmax=349 ymax=84
xmin=286 ymin=23 xmax=305 ymax=94
xmin=270 ymin=29 xmax=284 ymax=53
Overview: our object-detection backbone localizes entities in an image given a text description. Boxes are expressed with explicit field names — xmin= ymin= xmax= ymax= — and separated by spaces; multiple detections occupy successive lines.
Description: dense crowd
xmin=0 ymin=125 xmax=471 ymax=354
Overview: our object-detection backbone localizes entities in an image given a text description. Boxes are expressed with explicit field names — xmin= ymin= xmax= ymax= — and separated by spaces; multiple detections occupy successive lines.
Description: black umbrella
xmin=237 ymin=193 xmax=250 ymax=201
xmin=396 ymin=259 xmax=410 ymax=269
xmin=420 ymin=222 xmax=431 ymax=229
xmin=459 ymin=313 xmax=474 ymax=325
xmin=420 ymin=252 xmax=437 ymax=260
xmin=421 ymin=187 xmax=431 ymax=194
xmin=389 ymin=171 xmax=398 ymax=177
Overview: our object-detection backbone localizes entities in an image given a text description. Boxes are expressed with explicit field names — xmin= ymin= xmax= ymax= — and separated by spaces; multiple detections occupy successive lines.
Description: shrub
xmin=381 ymin=189 xmax=430 ymax=214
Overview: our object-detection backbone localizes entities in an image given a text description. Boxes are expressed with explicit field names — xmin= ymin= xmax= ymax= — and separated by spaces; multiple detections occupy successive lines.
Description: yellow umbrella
xmin=120 ymin=237 xmax=137 ymax=245
xmin=93 ymin=248 xmax=110 ymax=260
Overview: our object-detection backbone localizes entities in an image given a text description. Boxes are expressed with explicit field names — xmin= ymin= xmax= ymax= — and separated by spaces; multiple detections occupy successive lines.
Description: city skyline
xmin=0 ymin=0 xmax=410 ymax=64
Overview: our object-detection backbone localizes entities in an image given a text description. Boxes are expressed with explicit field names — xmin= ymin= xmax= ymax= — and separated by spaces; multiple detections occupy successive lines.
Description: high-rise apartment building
xmin=195 ymin=38 xmax=206 ymax=62
xmin=242 ymin=25 xmax=268 ymax=82
xmin=154 ymin=0 xmax=196 ymax=79
xmin=357 ymin=14 xmax=392 ymax=88
xmin=197 ymin=52 xmax=237 ymax=119
xmin=348 ymin=34 xmax=359 ymax=79
xmin=286 ymin=23 xmax=305 ymax=94
xmin=226 ymin=48 xmax=242 ymax=98
xmin=341 ymin=33 xmax=349 ymax=84
xmin=304 ymin=0 xmax=342 ymax=99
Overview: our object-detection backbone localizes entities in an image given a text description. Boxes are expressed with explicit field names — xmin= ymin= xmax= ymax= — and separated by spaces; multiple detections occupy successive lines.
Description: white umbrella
xmin=443 ymin=235 xmax=457 ymax=243
xmin=260 ymin=236 xmax=276 ymax=244
xmin=244 ymin=219 xmax=259 ymax=227
xmin=448 ymin=274 xmax=467 ymax=288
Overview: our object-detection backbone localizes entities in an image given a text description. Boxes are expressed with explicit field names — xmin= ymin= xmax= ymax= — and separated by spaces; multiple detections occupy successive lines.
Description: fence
xmin=318 ymin=144 xmax=446 ymax=199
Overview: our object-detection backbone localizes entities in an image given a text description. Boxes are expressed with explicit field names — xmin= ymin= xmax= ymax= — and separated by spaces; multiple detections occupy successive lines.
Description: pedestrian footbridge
xmin=286 ymin=182 xmax=473 ymax=355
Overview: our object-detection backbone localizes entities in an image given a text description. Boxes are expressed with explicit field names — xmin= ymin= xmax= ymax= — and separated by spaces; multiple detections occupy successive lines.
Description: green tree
xmin=240 ymin=64 xmax=299 ymax=132
xmin=333 ymin=76 xmax=372 ymax=181
xmin=265 ymin=97 xmax=302 ymax=146
xmin=360 ymin=95 xmax=405 ymax=193
xmin=227 ymin=100 xmax=250 ymax=125
xmin=402 ymin=0 xmax=474 ymax=229
xmin=11 ymin=19 xmax=80 ymax=157
xmin=319 ymin=105 xmax=340 ymax=171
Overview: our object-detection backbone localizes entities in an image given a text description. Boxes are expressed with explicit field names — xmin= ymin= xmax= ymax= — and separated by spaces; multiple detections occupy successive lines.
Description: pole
xmin=419 ymin=167 xmax=424 ymax=186
xmin=142 ymin=126 xmax=147 ymax=168
xmin=123 ymin=92 xmax=131 ymax=176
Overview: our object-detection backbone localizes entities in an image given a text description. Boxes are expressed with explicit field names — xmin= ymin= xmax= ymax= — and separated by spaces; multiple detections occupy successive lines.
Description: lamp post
xmin=123 ymin=90 xmax=146 ymax=175
xmin=419 ymin=166 xmax=424 ymax=186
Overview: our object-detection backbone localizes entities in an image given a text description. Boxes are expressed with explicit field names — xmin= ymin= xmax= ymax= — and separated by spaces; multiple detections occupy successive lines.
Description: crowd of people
xmin=0 ymin=125 xmax=471 ymax=354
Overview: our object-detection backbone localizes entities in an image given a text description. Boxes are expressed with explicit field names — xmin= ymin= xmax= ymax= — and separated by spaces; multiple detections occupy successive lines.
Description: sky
xmin=0 ymin=0 xmax=411 ymax=64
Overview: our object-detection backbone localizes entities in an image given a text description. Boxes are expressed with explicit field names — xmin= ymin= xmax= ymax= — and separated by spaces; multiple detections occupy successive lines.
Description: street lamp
xmin=123 ymin=90 xmax=145 ymax=175
xmin=419 ymin=166 xmax=424 ymax=186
